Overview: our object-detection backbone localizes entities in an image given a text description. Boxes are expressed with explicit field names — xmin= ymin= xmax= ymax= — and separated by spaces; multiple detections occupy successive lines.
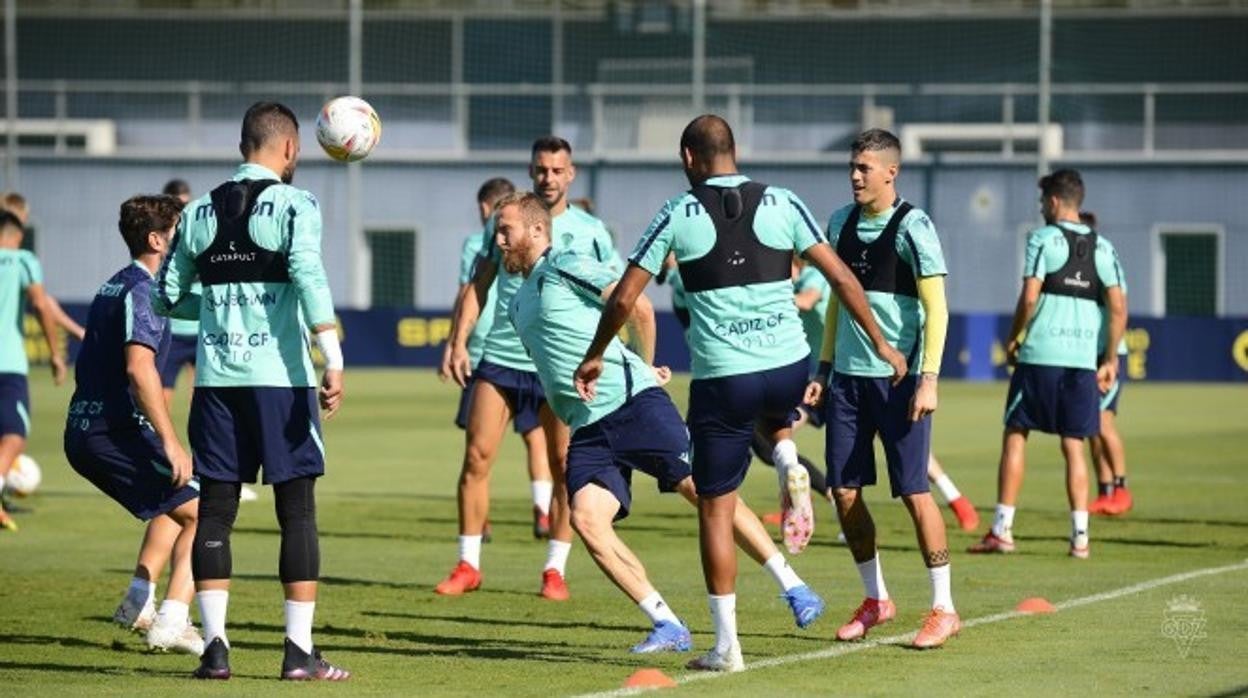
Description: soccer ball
xmin=6 ymin=454 xmax=41 ymax=497
xmin=316 ymin=96 xmax=381 ymax=162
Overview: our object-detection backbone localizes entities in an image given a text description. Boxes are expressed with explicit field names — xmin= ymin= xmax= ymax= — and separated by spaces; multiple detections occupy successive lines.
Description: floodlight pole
xmin=348 ymin=0 xmax=367 ymax=308
xmin=4 ymin=0 xmax=17 ymax=191
xmin=1037 ymin=0 xmax=1052 ymax=180
xmin=692 ymin=0 xmax=706 ymax=114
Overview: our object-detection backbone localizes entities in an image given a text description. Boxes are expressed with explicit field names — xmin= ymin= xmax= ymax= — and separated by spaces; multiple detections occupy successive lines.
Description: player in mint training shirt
xmin=1079 ymin=210 xmax=1134 ymax=517
xmin=576 ymin=115 xmax=904 ymax=672
xmin=970 ymin=169 xmax=1125 ymax=560
xmin=0 ymin=210 xmax=70 ymax=532
xmin=441 ymin=177 xmax=556 ymax=540
xmin=499 ymin=191 xmax=825 ymax=653
xmin=440 ymin=136 xmax=623 ymax=601
xmin=153 ymin=102 xmax=349 ymax=681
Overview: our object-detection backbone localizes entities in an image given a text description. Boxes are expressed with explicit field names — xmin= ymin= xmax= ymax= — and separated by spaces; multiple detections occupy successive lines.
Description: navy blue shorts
xmin=566 ymin=388 xmax=691 ymax=521
xmin=825 ymin=373 xmax=931 ymax=498
xmin=1004 ymin=363 xmax=1100 ymax=438
xmin=64 ymin=427 xmax=199 ymax=521
xmin=159 ymin=334 xmax=198 ymax=388
xmin=687 ymin=359 xmax=808 ymax=498
xmin=472 ymin=360 xmax=545 ymax=435
xmin=0 ymin=373 xmax=30 ymax=438
xmin=189 ymin=387 xmax=325 ymax=484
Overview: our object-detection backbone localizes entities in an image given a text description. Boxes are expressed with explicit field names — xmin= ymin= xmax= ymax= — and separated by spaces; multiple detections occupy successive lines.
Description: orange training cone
xmin=1017 ymin=597 xmax=1057 ymax=614
xmin=624 ymin=668 xmax=677 ymax=689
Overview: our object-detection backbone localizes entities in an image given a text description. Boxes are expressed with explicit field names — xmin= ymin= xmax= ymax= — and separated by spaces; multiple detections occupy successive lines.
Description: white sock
xmin=991 ymin=504 xmax=1016 ymax=539
xmin=772 ymin=439 xmax=799 ymax=475
xmin=544 ymin=539 xmax=572 ymax=575
xmin=284 ymin=600 xmax=316 ymax=654
xmin=929 ymin=564 xmax=954 ymax=612
xmin=156 ymin=599 xmax=189 ymax=627
xmin=0 ymin=474 xmax=6 ymax=494
xmin=459 ymin=535 xmax=482 ymax=569
xmin=762 ymin=553 xmax=803 ymax=592
xmin=639 ymin=591 xmax=681 ymax=626
xmin=856 ymin=554 xmax=889 ymax=601
xmin=933 ymin=474 xmax=961 ymax=503
xmin=127 ymin=577 xmax=155 ymax=607
xmin=196 ymin=590 xmax=229 ymax=647
xmin=708 ymin=593 xmax=738 ymax=654
xmin=1071 ymin=510 xmax=1089 ymax=547
xmin=532 ymin=480 xmax=553 ymax=516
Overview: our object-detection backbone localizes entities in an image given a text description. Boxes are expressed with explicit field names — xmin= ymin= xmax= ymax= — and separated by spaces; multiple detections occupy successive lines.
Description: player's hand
xmin=804 ymin=379 xmax=825 ymax=409
xmin=448 ymin=344 xmax=472 ymax=389
xmin=165 ymin=439 xmax=193 ymax=489
xmin=651 ymin=365 xmax=672 ymax=386
xmin=574 ymin=357 xmax=604 ymax=402
xmin=50 ymin=354 xmax=67 ymax=386
xmin=438 ymin=343 xmax=454 ymax=383
xmin=875 ymin=340 xmax=908 ymax=386
xmin=1005 ymin=339 xmax=1021 ymax=368
xmin=909 ymin=374 xmax=939 ymax=422
xmin=1097 ymin=358 xmax=1117 ymax=393
xmin=319 ymin=369 xmax=344 ymax=420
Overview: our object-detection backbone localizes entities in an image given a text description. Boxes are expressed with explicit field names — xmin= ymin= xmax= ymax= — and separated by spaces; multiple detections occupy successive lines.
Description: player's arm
xmin=24 ymin=282 xmax=68 ymax=385
xmin=910 ymin=275 xmax=948 ymax=421
xmin=47 ymin=295 xmax=85 ymax=341
xmin=446 ymin=253 xmax=497 ymax=388
xmin=597 ymin=280 xmax=657 ymax=365
xmin=286 ymin=192 xmax=344 ymax=418
xmin=441 ymin=238 xmax=488 ymax=383
xmin=794 ymin=286 xmax=822 ymax=312
xmin=1006 ymin=279 xmax=1042 ymax=366
xmin=1100 ymin=285 xmax=1126 ymax=391
xmin=805 ymin=296 xmax=841 ymax=408
xmin=803 ymin=243 xmax=906 ymax=384
xmin=126 ymin=344 xmax=192 ymax=487
xmin=152 ymin=216 xmax=202 ymax=320
xmin=576 ymin=264 xmax=652 ymax=401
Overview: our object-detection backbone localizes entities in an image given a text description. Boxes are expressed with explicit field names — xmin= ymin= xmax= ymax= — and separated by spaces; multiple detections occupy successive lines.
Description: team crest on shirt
xmin=561 ymin=232 xmax=574 ymax=247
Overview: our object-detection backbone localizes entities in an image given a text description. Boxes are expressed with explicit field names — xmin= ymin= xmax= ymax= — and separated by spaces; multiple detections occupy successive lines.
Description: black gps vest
xmin=195 ymin=179 xmax=291 ymax=285
xmin=678 ymin=181 xmax=792 ymax=294
xmin=1040 ymin=224 xmax=1101 ymax=302
xmin=836 ymin=201 xmax=918 ymax=298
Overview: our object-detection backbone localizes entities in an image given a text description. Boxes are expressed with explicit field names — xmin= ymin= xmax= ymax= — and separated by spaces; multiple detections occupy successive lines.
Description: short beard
xmin=281 ymin=163 xmax=296 ymax=184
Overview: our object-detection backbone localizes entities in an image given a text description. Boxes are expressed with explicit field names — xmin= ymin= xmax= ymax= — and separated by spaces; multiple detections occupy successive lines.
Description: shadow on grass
xmin=1207 ymin=684 xmax=1248 ymax=697
xmin=0 ymin=659 xmax=189 ymax=678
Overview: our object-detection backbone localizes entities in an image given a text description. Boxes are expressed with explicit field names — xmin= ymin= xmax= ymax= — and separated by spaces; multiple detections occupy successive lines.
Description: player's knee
xmin=463 ymin=442 xmax=495 ymax=473
xmin=192 ymin=479 xmax=241 ymax=581
xmin=831 ymin=486 xmax=859 ymax=507
xmin=570 ymin=506 xmax=608 ymax=544
xmin=274 ymin=477 xmax=320 ymax=583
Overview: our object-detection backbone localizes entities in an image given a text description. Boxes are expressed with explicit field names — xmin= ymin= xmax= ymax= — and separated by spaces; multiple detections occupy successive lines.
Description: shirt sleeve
xmin=1023 ymin=229 xmax=1048 ymax=280
xmin=286 ymin=190 xmax=335 ymax=328
xmin=917 ymin=275 xmax=949 ymax=375
xmin=480 ymin=216 xmax=501 ymax=266
xmin=824 ymin=208 xmax=848 ymax=250
xmin=459 ymin=234 xmax=482 ymax=285
xmin=629 ymin=200 xmax=678 ymax=275
xmin=553 ymin=251 xmax=619 ymax=305
xmin=901 ymin=209 xmax=948 ymax=277
xmin=18 ymin=251 xmax=42 ymax=288
xmin=152 ymin=213 xmax=202 ymax=320
xmin=591 ymin=223 xmax=626 ymax=275
xmin=784 ymin=190 xmax=824 ymax=254
xmin=125 ymin=281 xmax=167 ymax=351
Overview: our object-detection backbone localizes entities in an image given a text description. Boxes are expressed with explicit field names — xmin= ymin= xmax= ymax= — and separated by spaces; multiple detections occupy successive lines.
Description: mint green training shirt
xmin=630 ymin=175 xmax=822 ymax=379
xmin=0 ymin=248 xmax=42 ymax=375
xmin=825 ymin=200 xmax=947 ymax=378
xmin=153 ymin=163 xmax=335 ymax=388
xmin=510 ymin=249 xmax=656 ymax=432
xmin=1018 ymin=222 xmax=1123 ymax=371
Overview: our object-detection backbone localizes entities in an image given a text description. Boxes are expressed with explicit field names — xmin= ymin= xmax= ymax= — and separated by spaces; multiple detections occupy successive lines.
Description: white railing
xmin=7 ymin=78 xmax=1248 ymax=162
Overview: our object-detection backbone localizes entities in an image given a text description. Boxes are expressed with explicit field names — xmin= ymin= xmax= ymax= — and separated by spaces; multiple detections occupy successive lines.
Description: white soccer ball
xmin=316 ymin=96 xmax=381 ymax=162
xmin=6 ymin=454 xmax=41 ymax=497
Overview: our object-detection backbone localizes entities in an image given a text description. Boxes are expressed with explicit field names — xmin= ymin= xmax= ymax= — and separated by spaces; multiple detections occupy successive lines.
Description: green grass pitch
xmin=2 ymin=370 xmax=1246 ymax=696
